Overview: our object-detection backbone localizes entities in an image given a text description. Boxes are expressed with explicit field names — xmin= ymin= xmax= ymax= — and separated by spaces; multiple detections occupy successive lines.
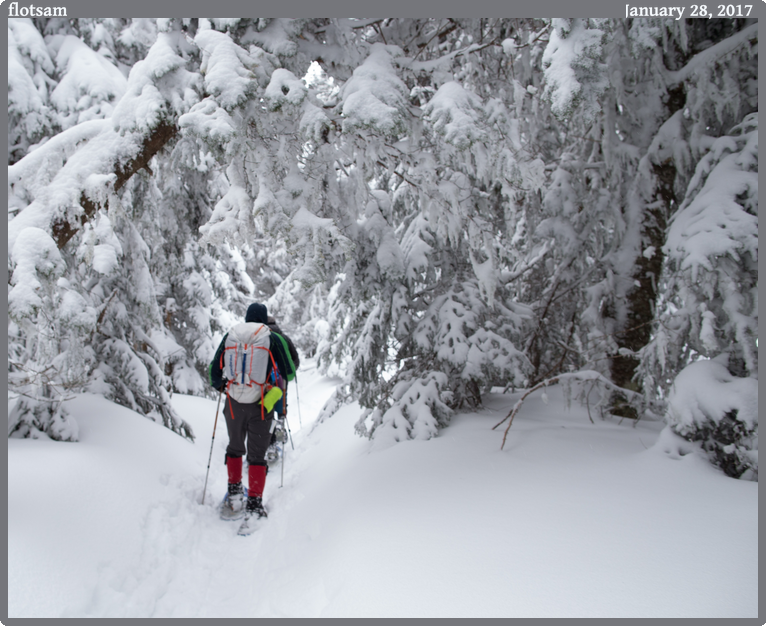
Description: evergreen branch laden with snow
xmin=6 ymin=18 xmax=758 ymax=480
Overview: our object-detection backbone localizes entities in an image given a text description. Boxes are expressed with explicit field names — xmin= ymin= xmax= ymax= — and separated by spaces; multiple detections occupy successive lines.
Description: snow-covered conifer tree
xmin=7 ymin=17 xmax=758 ymax=480
xmin=639 ymin=113 xmax=758 ymax=478
xmin=9 ymin=19 xmax=203 ymax=439
xmin=533 ymin=18 xmax=757 ymax=424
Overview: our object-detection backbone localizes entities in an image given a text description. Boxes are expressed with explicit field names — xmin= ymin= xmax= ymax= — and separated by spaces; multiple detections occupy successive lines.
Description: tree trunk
xmin=610 ymin=160 xmax=678 ymax=418
xmin=608 ymin=77 xmax=686 ymax=419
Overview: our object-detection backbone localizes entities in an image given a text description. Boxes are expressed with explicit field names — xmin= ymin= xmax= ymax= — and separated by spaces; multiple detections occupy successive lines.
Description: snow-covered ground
xmin=8 ymin=360 xmax=758 ymax=618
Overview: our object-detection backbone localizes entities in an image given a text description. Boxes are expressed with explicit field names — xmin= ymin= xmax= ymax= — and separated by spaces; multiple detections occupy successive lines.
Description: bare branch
xmin=376 ymin=160 xmax=420 ymax=188
xmin=493 ymin=370 xmax=657 ymax=449
xmin=493 ymin=377 xmax=560 ymax=449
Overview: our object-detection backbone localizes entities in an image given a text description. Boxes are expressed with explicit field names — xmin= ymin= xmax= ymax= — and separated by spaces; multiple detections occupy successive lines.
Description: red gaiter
xmin=226 ymin=455 xmax=242 ymax=485
xmin=248 ymin=464 xmax=267 ymax=498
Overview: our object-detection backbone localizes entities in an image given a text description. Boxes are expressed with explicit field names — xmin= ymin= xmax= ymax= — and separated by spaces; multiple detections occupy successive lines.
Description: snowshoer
xmin=209 ymin=303 xmax=299 ymax=534
xmin=266 ymin=313 xmax=301 ymax=415
xmin=263 ymin=313 xmax=300 ymax=466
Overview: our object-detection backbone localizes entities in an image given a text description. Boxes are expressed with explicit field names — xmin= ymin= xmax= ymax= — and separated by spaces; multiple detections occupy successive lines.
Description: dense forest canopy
xmin=7 ymin=17 xmax=758 ymax=479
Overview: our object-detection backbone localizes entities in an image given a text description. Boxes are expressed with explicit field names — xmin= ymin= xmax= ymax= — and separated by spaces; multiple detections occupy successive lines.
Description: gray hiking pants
xmin=223 ymin=394 xmax=275 ymax=466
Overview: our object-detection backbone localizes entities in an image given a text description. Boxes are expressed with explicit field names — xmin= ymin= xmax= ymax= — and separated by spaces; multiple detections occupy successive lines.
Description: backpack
xmin=271 ymin=332 xmax=297 ymax=382
xmin=221 ymin=322 xmax=278 ymax=404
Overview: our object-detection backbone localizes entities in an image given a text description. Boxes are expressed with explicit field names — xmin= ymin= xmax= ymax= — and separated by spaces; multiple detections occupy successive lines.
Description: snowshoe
xmin=265 ymin=419 xmax=287 ymax=467
xmin=220 ymin=485 xmax=248 ymax=521
xmin=265 ymin=442 xmax=282 ymax=466
xmin=237 ymin=496 xmax=268 ymax=536
xmin=274 ymin=420 xmax=288 ymax=443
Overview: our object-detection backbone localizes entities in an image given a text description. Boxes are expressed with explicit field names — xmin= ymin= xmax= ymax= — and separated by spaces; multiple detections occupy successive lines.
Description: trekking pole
xmin=201 ymin=388 xmax=223 ymax=505
xmin=284 ymin=413 xmax=295 ymax=451
xmin=283 ymin=387 xmax=295 ymax=451
xmin=280 ymin=438 xmax=285 ymax=488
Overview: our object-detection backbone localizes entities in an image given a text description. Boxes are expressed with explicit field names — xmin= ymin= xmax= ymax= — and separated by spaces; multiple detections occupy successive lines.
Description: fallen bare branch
xmin=493 ymin=377 xmax=559 ymax=449
xmin=493 ymin=370 xmax=657 ymax=450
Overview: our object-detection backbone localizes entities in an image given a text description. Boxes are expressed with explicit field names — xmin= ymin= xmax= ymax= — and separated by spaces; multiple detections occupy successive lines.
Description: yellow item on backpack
xmin=262 ymin=386 xmax=283 ymax=413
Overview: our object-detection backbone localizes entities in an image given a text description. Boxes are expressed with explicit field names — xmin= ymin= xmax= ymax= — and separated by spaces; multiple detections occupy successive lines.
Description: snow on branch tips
xmin=542 ymin=18 xmax=608 ymax=122
xmin=422 ymin=81 xmax=487 ymax=150
xmin=178 ymin=98 xmax=236 ymax=144
xmin=665 ymin=116 xmax=758 ymax=282
xmin=194 ymin=30 xmax=277 ymax=110
xmin=111 ymin=31 xmax=198 ymax=133
xmin=289 ymin=207 xmax=353 ymax=287
xmin=264 ymin=68 xmax=307 ymax=111
xmin=48 ymin=34 xmax=128 ymax=126
xmin=8 ymin=227 xmax=64 ymax=321
xmin=339 ymin=43 xmax=409 ymax=137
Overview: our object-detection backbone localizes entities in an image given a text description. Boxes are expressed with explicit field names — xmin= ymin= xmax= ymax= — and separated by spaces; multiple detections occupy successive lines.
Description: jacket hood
xmin=245 ymin=303 xmax=268 ymax=324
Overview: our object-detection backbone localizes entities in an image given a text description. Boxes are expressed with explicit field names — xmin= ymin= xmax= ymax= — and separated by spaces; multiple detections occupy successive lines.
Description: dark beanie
xmin=245 ymin=303 xmax=268 ymax=324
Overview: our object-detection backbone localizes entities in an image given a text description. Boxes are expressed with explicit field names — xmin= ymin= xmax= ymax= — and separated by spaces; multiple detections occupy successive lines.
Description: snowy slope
xmin=7 ymin=360 xmax=758 ymax=618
